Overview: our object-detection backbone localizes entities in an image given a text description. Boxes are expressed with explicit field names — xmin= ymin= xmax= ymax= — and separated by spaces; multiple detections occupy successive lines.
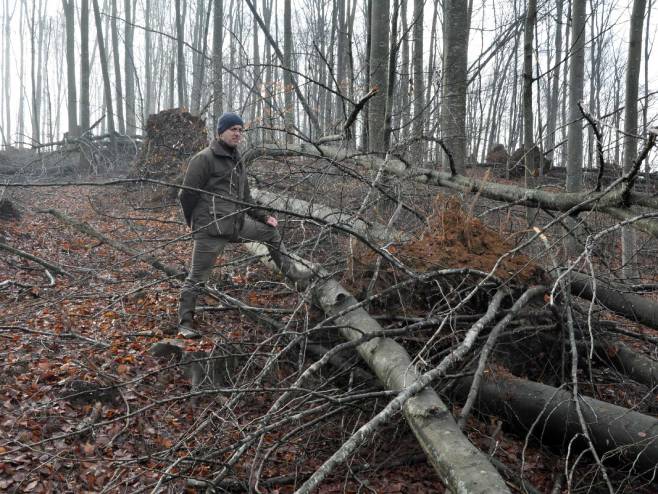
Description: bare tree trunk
xmin=92 ymin=0 xmax=117 ymax=153
xmin=382 ymin=0 xmax=399 ymax=149
xmin=411 ymin=0 xmax=424 ymax=163
xmin=566 ymin=0 xmax=585 ymax=193
xmin=3 ymin=0 xmax=13 ymax=145
xmin=62 ymin=0 xmax=78 ymax=137
xmin=367 ymin=0 xmax=389 ymax=153
xmin=621 ymin=0 xmax=647 ymax=280
xmin=643 ymin=0 xmax=652 ymax=181
xmin=212 ymin=0 xmax=224 ymax=122
xmin=144 ymin=0 xmax=153 ymax=121
xmin=124 ymin=0 xmax=136 ymax=133
xmin=283 ymin=0 xmax=294 ymax=141
xmin=524 ymin=0 xmax=538 ymax=224
xmin=79 ymin=0 xmax=90 ymax=133
xmin=17 ymin=1 xmax=25 ymax=147
xmin=398 ymin=0 xmax=409 ymax=143
xmin=441 ymin=0 xmax=469 ymax=172
xmin=110 ymin=0 xmax=125 ymax=134
xmin=175 ymin=0 xmax=187 ymax=109
xmin=545 ymin=0 xmax=563 ymax=164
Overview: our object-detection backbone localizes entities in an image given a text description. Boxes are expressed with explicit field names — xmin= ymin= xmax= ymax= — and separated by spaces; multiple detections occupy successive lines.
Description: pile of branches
xmin=131 ymin=108 xmax=208 ymax=185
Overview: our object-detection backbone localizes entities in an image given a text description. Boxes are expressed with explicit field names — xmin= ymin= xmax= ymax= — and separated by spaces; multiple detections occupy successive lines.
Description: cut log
xmin=570 ymin=271 xmax=658 ymax=330
xmin=595 ymin=336 xmax=658 ymax=388
xmin=451 ymin=374 xmax=658 ymax=474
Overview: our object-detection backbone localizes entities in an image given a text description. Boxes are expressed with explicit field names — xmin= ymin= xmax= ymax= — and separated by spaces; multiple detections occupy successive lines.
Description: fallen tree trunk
xmin=246 ymin=143 xmax=658 ymax=238
xmin=570 ymin=270 xmax=658 ymax=330
xmin=452 ymin=374 xmax=658 ymax=474
xmin=594 ymin=336 xmax=658 ymax=388
xmin=252 ymin=188 xmax=410 ymax=244
xmin=243 ymin=243 xmax=510 ymax=492
xmin=309 ymin=279 xmax=511 ymax=493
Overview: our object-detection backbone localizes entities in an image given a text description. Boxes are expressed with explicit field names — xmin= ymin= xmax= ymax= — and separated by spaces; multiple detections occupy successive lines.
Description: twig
xmin=0 ymin=325 xmax=110 ymax=348
xmin=0 ymin=241 xmax=73 ymax=278
xmin=577 ymin=101 xmax=606 ymax=191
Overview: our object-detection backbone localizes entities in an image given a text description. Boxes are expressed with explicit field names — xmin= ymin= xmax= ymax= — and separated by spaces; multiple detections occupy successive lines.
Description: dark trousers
xmin=178 ymin=216 xmax=288 ymax=325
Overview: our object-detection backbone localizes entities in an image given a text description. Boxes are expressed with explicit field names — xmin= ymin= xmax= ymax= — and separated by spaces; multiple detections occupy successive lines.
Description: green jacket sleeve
xmin=243 ymin=176 xmax=269 ymax=224
xmin=179 ymin=153 xmax=211 ymax=227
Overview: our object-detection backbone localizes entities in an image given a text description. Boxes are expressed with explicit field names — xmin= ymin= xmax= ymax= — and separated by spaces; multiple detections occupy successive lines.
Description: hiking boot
xmin=177 ymin=322 xmax=201 ymax=339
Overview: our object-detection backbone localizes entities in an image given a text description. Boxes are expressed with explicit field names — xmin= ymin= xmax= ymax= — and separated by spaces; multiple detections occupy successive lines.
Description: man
xmin=177 ymin=112 xmax=308 ymax=338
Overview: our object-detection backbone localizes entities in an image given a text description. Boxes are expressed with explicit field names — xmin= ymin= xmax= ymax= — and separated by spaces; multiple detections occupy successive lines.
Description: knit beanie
xmin=216 ymin=112 xmax=244 ymax=135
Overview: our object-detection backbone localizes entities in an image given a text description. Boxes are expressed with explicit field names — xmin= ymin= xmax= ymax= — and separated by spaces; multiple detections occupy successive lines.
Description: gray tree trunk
xmin=124 ymin=0 xmax=136 ymax=133
xmin=91 ymin=0 xmax=117 ymax=152
xmin=110 ymin=0 xmax=125 ymax=134
xmin=441 ymin=0 xmax=469 ymax=172
xmin=367 ymin=0 xmax=389 ymax=153
xmin=79 ymin=0 xmax=90 ymax=133
xmin=283 ymin=0 xmax=293 ymax=141
xmin=3 ymin=0 xmax=13 ymax=145
xmin=175 ymin=0 xmax=187 ymax=109
xmin=212 ymin=0 xmax=224 ymax=122
xmin=411 ymin=0 xmax=424 ymax=162
xmin=621 ymin=0 xmax=647 ymax=280
xmin=62 ymin=0 xmax=78 ymax=138
xmin=144 ymin=0 xmax=153 ymax=121
xmin=523 ymin=0 xmax=537 ymax=224
xmin=566 ymin=0 xmax=585 ymax=192
xmin=545 ymin=0 xmax=563 ymax=164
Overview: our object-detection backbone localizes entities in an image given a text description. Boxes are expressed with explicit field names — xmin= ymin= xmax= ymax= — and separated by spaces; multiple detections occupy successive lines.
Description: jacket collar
xmin=210 ymin=138 xmax=241 ymax=160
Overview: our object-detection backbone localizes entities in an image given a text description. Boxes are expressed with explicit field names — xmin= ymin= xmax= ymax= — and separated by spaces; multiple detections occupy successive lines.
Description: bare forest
xmin=1 ymin=0 xmax=658 ymax=492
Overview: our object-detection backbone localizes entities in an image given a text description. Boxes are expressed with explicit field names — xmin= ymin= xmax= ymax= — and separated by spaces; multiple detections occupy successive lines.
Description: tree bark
xmin=79 ymin=0 xmax=90 ymax=133
xmin=124 ymin=0 xmax=136 ymax=133
xmin=441 ymin=0 xmax=469 ymax=172
xmin=62 ymin=0 xmax=79 ymax=137
xmin=110 ymin=0 xmax=125 ymax=134
xmin=212 ymin=0 xmax=223 ymax=121
xmin=452 ymin=374 xmax=658 ymax=473
xmin=304 ymin=279 xmax=511 ymax=493
xmin=91 ymin=0 xmax=117 ymax=153
xmin=566 ymin=0 xmax=585 ymax=193
xmin=175 ymin=0 xmax=187 ymax=109
xmin=523 ymin=0 xmax=537 ymax=223
xmin=410 ymin=0 xmax=424 ymax=162
xmin=621 ymin=0 xmax=647 ymax=280
xmin=367 ymin=0 xmax=389 ymax=153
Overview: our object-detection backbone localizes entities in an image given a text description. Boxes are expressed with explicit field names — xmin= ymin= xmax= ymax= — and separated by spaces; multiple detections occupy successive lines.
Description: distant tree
xmin=92 ymin=0 xmax=117 ymax=152
xmin=79 ymin=0 xmax=90 ymax=133
xmin=62 ymin=0 xmax=78 ymax=137
xmin=441 ymin=0 xmax=469 ymax=172
xmin=367 ymin=0 xmax=390 ymax=152
xmin=621 ymin=0 xmax=648 ymax=279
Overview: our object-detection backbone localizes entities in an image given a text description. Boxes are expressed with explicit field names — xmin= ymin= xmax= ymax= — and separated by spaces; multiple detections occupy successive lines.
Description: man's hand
xmin=266 ymin=216 xmax=278 ymax=227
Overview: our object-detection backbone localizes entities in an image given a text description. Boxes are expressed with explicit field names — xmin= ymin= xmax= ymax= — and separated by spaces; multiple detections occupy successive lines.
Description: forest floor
xmin=1 ymin=146 xmax=657 ymax=493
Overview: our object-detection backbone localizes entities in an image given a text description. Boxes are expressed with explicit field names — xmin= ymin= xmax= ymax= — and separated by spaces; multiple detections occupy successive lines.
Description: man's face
xmin=218 ymin=125 xmax=244 ymax=148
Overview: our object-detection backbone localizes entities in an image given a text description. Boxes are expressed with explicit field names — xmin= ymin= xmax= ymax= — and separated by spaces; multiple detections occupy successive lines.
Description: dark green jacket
xmin=179 ymin=139 xmax=268 ymax=238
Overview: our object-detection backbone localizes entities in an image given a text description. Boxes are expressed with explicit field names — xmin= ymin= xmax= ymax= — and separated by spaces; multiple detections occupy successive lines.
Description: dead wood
xmin=594 ymin=336 xmax=658 ymax=389
xmin=45 ymin=208 xmax=184 ymax=278
xmin=307 ymin=278 xmax=511 ymax=493
xmin=451 ymin=374 xmax=658 ymax=474
xmin=0 ymin=240 xmax=72 ymax=277
xmin=570 ymin=270 xmax=658 ymax=330
xmin=246 ymin=142 xmax=658 ymax=237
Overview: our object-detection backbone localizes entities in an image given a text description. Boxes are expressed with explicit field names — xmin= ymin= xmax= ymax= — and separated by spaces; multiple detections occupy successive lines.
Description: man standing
xmin=177 ymin=112 xmax=308 ymax=338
